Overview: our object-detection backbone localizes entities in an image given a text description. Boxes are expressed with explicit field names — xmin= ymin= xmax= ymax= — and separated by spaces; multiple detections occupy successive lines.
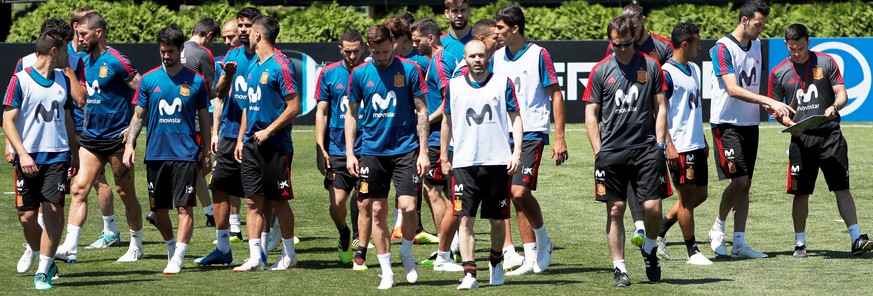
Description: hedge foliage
xmin=8 ymin=0 xmax=873 ymax=43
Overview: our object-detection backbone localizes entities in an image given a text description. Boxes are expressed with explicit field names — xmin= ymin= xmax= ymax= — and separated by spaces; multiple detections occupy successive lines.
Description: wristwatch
xmin=833 ymin=103 xmax=842 ymax=112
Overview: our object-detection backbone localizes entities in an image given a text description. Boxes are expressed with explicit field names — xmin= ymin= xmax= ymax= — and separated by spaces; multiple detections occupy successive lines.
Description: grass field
xmin=2 ymin=122 xmax=873 ymax=295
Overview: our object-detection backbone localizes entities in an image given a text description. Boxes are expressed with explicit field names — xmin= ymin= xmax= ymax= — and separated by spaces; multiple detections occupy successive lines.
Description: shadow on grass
xmin=540 ymin=263 xmax=613 ymax=275
xmin=57 ymin=279 xmax=155 ymax=287
xmin=61 ymin=270 xmax=155 ymax=278
xmin=768 ymin=249 xmax=864 ymax=259
xmin=657 ymin=277 xmax=734 ymax=285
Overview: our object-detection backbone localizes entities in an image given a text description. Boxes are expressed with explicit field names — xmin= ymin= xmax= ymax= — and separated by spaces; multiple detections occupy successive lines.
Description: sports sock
xmin=400 ymin=238 xmax=413 ymax=256
xmin=848 ymin=224 xmax=861 ymax=243
xmin=37 ymin=213 xmax=45 ymax=229
xmin=612 ymin=259 xmax=627 ymax=273
xmin=377 ymin=253 xmax=393 ymax=276
xmin=204 ymin=205 xmax=213 ymax=216
xmin=130 ymin=229 xmax=143 ymax=249
xmin=103 ymin=215 xmax=119 ymax=237
xmin=172 ymin=243 xmax=188 ymax=263
xmin=392 ymin=209 xmax=403 ymax=229
xmin=451 ymin=232 xmax=460 ymax=253
xmin=533 ymin=225 xmax=549 ymax=243
xmin=438 ymin=251 xmax=452 ymax=261
xmin=489 ymin=249 xmax=503 ymax=267
xmin=37 ymin=255 xmax=52 ymax=274
xmin=712 ymin=218 xmax=725 ymax=232
xmin=502 ymin=245 xmax=518 ymax=256
xmin=216 ymin=230 xmax=231 ymax=253
xmin=522 ymin=243 xmax=536 ymax=265
xmin=734 ymin=232 xmax=746 ymax=248
xmin=794 ymin=232 xmax=807 ymax=247
xmin=685 ymin=236 xmax=699 ymax=257
xmin=659 ymin=215 xmax=677 ymax=238
xmin=62 ymin=224 xmax=81 ymax=251
xmin=260 ymin=232 xmax=269 ymax=254
xmin=229 ymin=214 xmax=241 ymax=233
xmin=355 ymin=246 xmax=368 ymax=262
xmin=283 ymin=237 xmax=296 ymax=258
xmin=633 ymin=220 xmax=646 ymax=232
xmin=339 ymin=226 xmax=351 ymax=251
xmin=643 ymin=237 xmax=657 ymax=255
xmin=462 ymin=261 xmax=477 ymax=278
xmin=249 ymin=238 xmax=262 ymax=262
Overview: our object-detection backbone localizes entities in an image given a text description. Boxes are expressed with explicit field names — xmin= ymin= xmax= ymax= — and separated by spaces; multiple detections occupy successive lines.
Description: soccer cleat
xmin=352 ymin=257 xmax=368 ymax=271
xmin=401 ymin=252 xmax=419 ymax=283
xmin=18 ymin=243 xmax=36 ymax=274
xmin=233 ymin=258 xmax=265 ymax=272
xmin=47 ymin=262 xmax=59 ymax=280
xmin=489 ymin=262 xmax=505 ymax=286
xmin=851 ymin=234 xmax=873 ymax=256
xmin=613 ymin=267 xmax=631 ymax=287
xmin=534 ymin=237 xmax=553 ymax=273
xmin=434 ymin=254 xmax=464 ymax=272
xmin=117 ymin=247 xmax=144 ymax=262
xmin=266 ymin=231 xmax=281 ymax=253
xmin=368 ymin=242 xmax=376 ymax=249
xmin=414 ymin=231 xmax=439 ymax=244
xmin=505 ymin=261 xmax=535 ymax=276
xmin=34 ymin=273 xmax=52 ymax=290
xmin=146 ymin=211 xmax=157 ymax=227
xmin=641 ymin=248 xmax=661 ymax=283
xmin=631 ymin=229 xmax=646 ymax=248
xmin=731 ymin=244 xmax=768 ymax=259
xmin=205 ymin=214 xmax=215 ymax=227
xmin=352 ymin=239 xmax=360 ymax=249
xmin=419 ymin=251 xmax=438 ymax=265
xmin=708 ymin=229 xmax=728 ymax=256
xmin=269 ymin=253 xmax=297 ymax=270
xmin=656 ymin=237 xmax=671 ymax=260
xmin=163 ymin=259 xmax=183 ymax=274
xmin=502 ymin=251 xmax=525 ymax=270
xmin=54 ymin=247 xmax=78 ymax=263
xmin=687 ymin=251 xmax=713 ymax=265
xmin=391 ymin=227 xmax=403 ymax=239
xmin=86 ymin=232 xmax=121 ymax=249
xmin=338 ymin=244 xmax=354 ymax=264
xmin=457 ymin=274 xmax=479 ymax=290
xmin=793 ymin=245 xmax=808 ymax=258
xmin=378 ymin=274 xmax=394 ymax=290
xmin=229 ymin=232 xmax=244 ymax=243
xmin=294 ymin=236 xmax=300 ymax=245
xmin=194 ymin=249 xmax=233 ymax=265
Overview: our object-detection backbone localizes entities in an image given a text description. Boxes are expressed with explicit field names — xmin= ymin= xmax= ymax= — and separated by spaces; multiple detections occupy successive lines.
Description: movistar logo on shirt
xmin=795 ymin=84 xmax=820 ymax=112
xmin=159 ymin=98 xmax=183 ymax=123
xmin=34 ymin=101 xmax=61 ymax=123
xmin=339 ymin=96 xmax=349 ymax=119
xmin=614 ymin=85 xmax=640 ymax=113
xmin=738 ymin=68 xmax=757 ymax=88
xmin=465 ymin=104 xmax=493 ymax=126
xmin=233 ymin=75 xmax=249 ymax=101
xmin=371 ymin=91 xmax=396 ymax=118
xmin=247 ymin=86 xmax=262 ymax=111
xmin=86 ymin=80 xmax=102 ymax=103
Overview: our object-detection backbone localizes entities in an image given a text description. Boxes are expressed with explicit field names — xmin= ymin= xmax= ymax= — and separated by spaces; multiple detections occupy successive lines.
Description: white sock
xmin=229 ymin=214 xmax=241 ymax=233
xmin=204 ymin=205 xmax=213 ymax=216
xmin=249 ymin=238 xmax=262 ymax=262
xmin=400 ymin=238 xmax=413 ymax=256
xmin=848 ymin=224 xmax=861 ymax=242
xmin=734 ymin=232 xmax=746 ymax=248
xmin=502 ymin=245 xmax=518 ymax=256
xmin=643 ymin=237 xmax=657 ymax=254
xmin=612 ymin=259 xmax=627 ymax=273
xmin=216 ymin=230 xmax=231 ymax=253
xmin=130 ymin=229 xmax=143 ymax=249
xmin=633 ymin=220 xmax=645 ymax=232
xmin=377 ymin=253 xmax=393 ymax=276
xmin=102 ymin=215 xmax=119 ymax=236
xmin=533 ymin=225 xmax=549 ymax=244
xmin=260 ymin=232 xmax=269 ymax=254
xmin=794 ymin=232 xmax=807 ymax=247
xmin=438 ymin=250 xmax=451 ymax=261
xmin=283 ymin=237 xmax=296 ymax=258
xmin=37 ymin=213 xmax=45 ymax=230
xmin=37 ymin=255 xmax=52 ymax=274
xmin=393 ymin=209 xmax=403 ymax=229
xmin=451 ymin=232 xmax=460 ymax=253
xmin=62 ymin=224 xmax=81 ymax=251
xmin=172 ymin=243 xmax=188 ymax=263
xmin=522 ymin=243 xmax=536 ymax=264
xmin=713 ymin=218 xmax=726 ymax=232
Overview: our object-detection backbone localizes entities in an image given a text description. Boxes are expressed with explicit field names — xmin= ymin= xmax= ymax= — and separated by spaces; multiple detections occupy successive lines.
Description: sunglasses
xmin=612 ymin=40 xmax=633 ymax=48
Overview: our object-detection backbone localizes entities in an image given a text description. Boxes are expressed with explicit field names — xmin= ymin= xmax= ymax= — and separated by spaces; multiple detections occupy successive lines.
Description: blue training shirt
xmin=242 ymin=53 xmax=298 ymax=153
xmin=315 ymin=61 xmax=360 ymax=156
xmin=441 ymin=31 xmax=472 ymax=64
xmin=218 ymin=46 xmax=258 ymax=140
xmin=82 ymin=47 xmax=138 ymax=139
xmin=424 ymin=50 xmax=457 ymax=147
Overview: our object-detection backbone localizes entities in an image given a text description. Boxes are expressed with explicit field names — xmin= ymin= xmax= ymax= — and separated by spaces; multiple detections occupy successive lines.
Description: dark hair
xmin=411 ymin=17 xmax=440 ymax=38
xmin=35 ymin=32 xmax=66 ymax=55
xmin=79 ymin=11 xmax=107 ymax=33
xmin=494 ymin=5 xmax=525 ymax=36
xmin=620 ymin=1 xmax=645 ymax=19
xmin=670 ymin=22 xmax=700 ymax=48
xmin=607 ymin=16 xmax=635 ymax=40
xmin=384 ymin=17 xmax=411 ymax=39
xmin=157 ymin=25 xmax=186 ymax=48
xmin=252 ymin=15 xmax=279 ymax=44
xmin=193 ymin=17 xmax=220 ymax=38
xmin=785 ymin=23 xmax=809 ymax=41
xmin=366 ymin=24 xmax=393 ymax=44
xmin=445 ymin=0 xmax=468 ymax=8
xmin=340 ymin=28 xmax=363 ymax=43
xmin=237 ymin=7 xmax=262 ymax=22
xmin=41 ymin=18 xmax=73 ymax=42
xmin=393 ymin=11 xmax=414 ymax=26
xmin=739 ymin=0 xmax=770 ymax=23
xmin=471 ymin=19 xmax=496 ymax=39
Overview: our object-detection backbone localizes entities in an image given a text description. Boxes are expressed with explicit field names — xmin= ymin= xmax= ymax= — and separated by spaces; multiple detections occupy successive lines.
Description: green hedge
xmin=8 ymin=0 xmax=873 ymax=43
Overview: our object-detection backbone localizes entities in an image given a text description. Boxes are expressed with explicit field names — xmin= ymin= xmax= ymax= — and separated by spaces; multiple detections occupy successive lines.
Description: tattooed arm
xmin=413 ymin=94 xmax=430 ymax=177
xmin=123 ymin=106 xmax=146 ymax=167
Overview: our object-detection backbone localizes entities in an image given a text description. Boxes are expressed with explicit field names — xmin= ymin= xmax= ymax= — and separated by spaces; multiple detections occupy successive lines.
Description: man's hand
xmin=19 ymin=154 xmax=38 ymax=177
xmin=4 ymin=145 xmax=13 ymax=164
xmin=69 ymin=154 xmax=79 ymax=178
xmin=317 ymin=149 xmax=330 ymax=176
xmin=416 ymin=153 xmax=430 ymax=177
xmin=234 ymin=141 xmax=244 ymax=163
xmin=346 ymin=154 xmax=361 ymax=177
xmin=200 ymin=152 xmax=212 ymax=174
xmin=122 ymin=146 xmax=136 ymax=167
xmin=223 ymin=62 xmax=237 ymax=77
xmin=551 ymin=138 xmax=569 ymax=166
xmin=665 ymin=143 xmax=680 ymax=170
xmin=253 ymin=130 xmax=272 ymax=145
xmin=824 ymin=105 xmax=839 ymax=120
xmin=440 ymin=155 xmax=452 ymax=177
xmin=118 ymin=127 xmax=129 ymax=145
xmin=210 ymin=136 xmax=220 ymax=155
xmin=766 ymin=100 xmax=796 ymax=119
xmin=507 ymin=152 xmax=521 ymax=175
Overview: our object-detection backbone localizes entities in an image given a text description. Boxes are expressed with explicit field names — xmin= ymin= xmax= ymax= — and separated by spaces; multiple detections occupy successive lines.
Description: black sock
xmin=339 ymin=226 xmax=351 ymax=251
xmin=355 ymin=246 xmax=367 ymax=262
xmin=489 ymin=249 xmax=503 ymax=267
xmin=659 ymin=215 xmax=677 ymax=238
xmin=462 ymin=261 xmax=477 ymax=278
xmin=685 ymin=236 xmax=699 ymax=257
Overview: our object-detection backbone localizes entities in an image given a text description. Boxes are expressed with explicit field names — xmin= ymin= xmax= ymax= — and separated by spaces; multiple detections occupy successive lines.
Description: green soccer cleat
xmin=338 ymin=244 xmax=353 ymax=264
xmin=86 ymin=232 xmax=121 ymax=249
xmin=33 ymin=273 xmax=52 ymax=290
xmin=631 ymin=229 xmax=646 ymax=248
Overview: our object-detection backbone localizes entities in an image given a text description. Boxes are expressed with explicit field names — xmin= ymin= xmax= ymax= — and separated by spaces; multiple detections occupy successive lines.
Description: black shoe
xmin=205 ymin=214 xmax=215 ymax=227
xmin=146 ymin=211 xmax=156 ymax=227
xmin=793 ymin=245 xmax=808 ymax=258
xmin=613 ymin=267 xmax=630 ymax=287
xmin=641 ymin=248 xmax=661 ymax=283
xmin=230 ymin=231 xmax=243 ymax=241
xmin=852 ymin=234 xmax=873 ymax=256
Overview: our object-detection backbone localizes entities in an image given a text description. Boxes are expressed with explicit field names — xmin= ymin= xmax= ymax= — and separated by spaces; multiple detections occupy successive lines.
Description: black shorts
xmin=79 ymin=135 xmax=125 ymax=159
xmin=594 ymin=144 xmax=671 ymax=203
xmin=712 ymin=124 xmax=758 ymax=180
xmin=669 ymin=148 xmax=709 ymax=186
xmin=241 ymin=142 xmax=294 ymax=200
xmin=424 ymin=146 xmax=448 ymax=187
xmin=209 ymin=139 xmax=245 ymax=197
xmin=357 ymin=152 xmax=421 ymax=199
xmin=511 ymin=140 xmax=544 ymax=190
xmin=451 ymin=166 xmax=511 ymax=219
xmin=323 ymin=155 xmax=357 ymax=192
xmin=14 ymin=162 xmax=69 ymax=211
xmin=146 ymin=161 xmax=197 ymax=211
xmin=787 ymin=128 xmax=850 ymax=195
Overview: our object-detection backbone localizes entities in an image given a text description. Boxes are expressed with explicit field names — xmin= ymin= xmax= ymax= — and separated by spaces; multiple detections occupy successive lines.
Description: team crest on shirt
xmin=394 ymin=73 xmax=405 ymax=87
xmin=260 ymin=72 xmax=269 ymax=84
xmin=637 ymin=70 xmax=648 ymax=83
xmin=813 ymin=67 xmax=824 ymax=80
xmin=179 ymin=84 xmax=190 ymax=96
xmin=454 ymin=199 xmax=463 ymax=211
xmin=596 ymin=183 xmax=606 ymax=196
xmin=99 ymin=65 xmax=108 ymax=78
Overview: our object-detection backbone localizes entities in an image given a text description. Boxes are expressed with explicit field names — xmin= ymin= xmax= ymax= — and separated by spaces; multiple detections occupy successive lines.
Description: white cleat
xmin=457 ymin=274 xmax=479 ymax=290
xmin=506 ymin=261 xmax=535 ymax=276
xmin=401 ymin=252 xmax=419 ymax=283
xmin=687 ymin=252 xmax=713 ymax=265
xmin=502 ymin=251 xmax=525 ymax=270
xmin=731 ymin=245 xmax=768 ymax=259
xmin=266 ymin=230 xmax=281 ymax=253
xmin=434 ymin=254 xmax=464 ymax=272
xmin=233 ymin=258 xmax=265 ymax=272
xmin=18 ymin=243 xmax=37 ymax=274
xmin=534 ymin=238 xmax=553 ymax=273
xmin=708 ymin=229 xmax=728 ymax=256
xmin=54 ymin=247 xmax=78 ymax=263
xmin=269 ymin=253 xmax=297 ymax=270
xmin=378 ymin=274 xmax=394 ymax=290
xmin=162 ymin=259 xmax=183 ymax=274
xmin=656 ymin=237 xmax=671 ymax=260
xmin=490 ymin=262 xmax=505 ymax=286
xmin=117 ymin=247 xmax=144 ymax=263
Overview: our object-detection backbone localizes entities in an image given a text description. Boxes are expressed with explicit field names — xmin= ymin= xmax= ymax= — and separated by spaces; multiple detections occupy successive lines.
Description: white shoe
xmin=18 ymin=243 xmax=36 ymax=274
xmin=400 ymin=252 xmax=418 ymax=283
xmin=117 ymin=247 xmax=144 ymax=262
xmin=368 ymin=242 xmax=375 ymax=249
xmin=434 ymin=254 xmax=464 ymax=272
xmin=731 ymin=245 xmax=768 ymax=259
xmin=54 ymin=247 xmax=78 ymax=263
xmin=708 ymin=229 xmax=728 ymax=256
xmin=269 ymin=253 xmax=297 ymax=270
xmin=502 ymin=251 xmax=525 ymax=270
xmin=266 ymin=230 xmax=281 ymax=253
xmin=534 ymin=237 xmax=552 ymax=273
xmin=505 ymin=261 xmax=535 ymax=276
xmin=378 ymin=274 xmax=394 ymax=290
xmin=233 ymin=258 xmax=265 ymax=272
xmin=163 ymin=259 xmax=182 ymax=274
xmin=656 ymin=237 xmax=671 ymax=260
xmin=490 ymin=262 xmax=504 ymax=286
xmin=687 ymin=252 xmax=713 ymax=265
xmin=457 ymin=274 xmax=479 ymax=290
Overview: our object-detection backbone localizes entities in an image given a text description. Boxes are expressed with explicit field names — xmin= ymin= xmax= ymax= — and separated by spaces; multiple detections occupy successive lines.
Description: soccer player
xmin=707 ymin=0 xmax=793 ymax=259
xmin=213 ymin=17 xmax=244 ymax=242
xmin=123 ymin=25 xmax=212 ymax=274
xmin=583 ymin=16 xmax=670 ymax=287
xmin=232 ymin=15 xmax=301 ymax=272
xmin=768 ymin=23 xmax=873 ymax=258
xmin=4 ymin=30 xmax=79 ymax=290
xmin=441 ymin=40 xmax=522 ymax=290
xmin=654 ymin=22 xmax=713 ymax=265
xmin=57 ymin=11 xmax=145 ymax=263
xmin=314 ymin=28 xmax=365 ymax=267
xmin=344 ymin=24 xmax=429 ymax=289
xmin=492 ymin=5 xmax=563 ymax=275
xmin=441 ymin=0 xmax=472 ymax=63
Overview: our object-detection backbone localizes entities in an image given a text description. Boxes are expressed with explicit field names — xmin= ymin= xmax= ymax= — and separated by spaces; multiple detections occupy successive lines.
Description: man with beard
xmin=441 ymin=0 xmax=472 ymax=63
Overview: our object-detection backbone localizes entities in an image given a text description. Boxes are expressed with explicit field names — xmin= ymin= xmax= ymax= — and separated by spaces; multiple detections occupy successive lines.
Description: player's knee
xmin=731 ymin=177 xmax=752 ymax=192
xmin=177 ymin=206 xmax=193 ymax=217
xmin=608 ymin=202 xmax=626 ymax=218
xmin=510 ymin=187 xmax=528 ymax=200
